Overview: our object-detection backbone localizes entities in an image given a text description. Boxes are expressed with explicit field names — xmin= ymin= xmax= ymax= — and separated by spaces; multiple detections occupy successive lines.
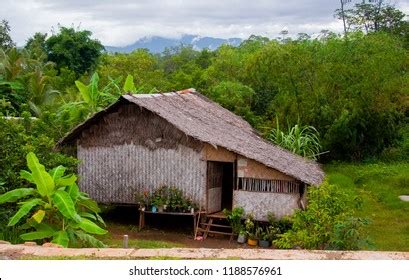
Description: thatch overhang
xmin=57 ymin=89 xmax=325 ymax=186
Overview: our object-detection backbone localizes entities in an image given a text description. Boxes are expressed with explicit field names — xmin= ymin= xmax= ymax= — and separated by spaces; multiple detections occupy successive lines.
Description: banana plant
xmin=0 ymin=152 xmax=107 ymax=248
xmin=74 ymin=72 xmax=118 ymax=113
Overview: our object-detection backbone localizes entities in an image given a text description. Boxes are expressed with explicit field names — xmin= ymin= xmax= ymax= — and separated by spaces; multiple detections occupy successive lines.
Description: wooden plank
xmin=200 ymin=223 xmax=231 ymax=228
xmin=203 ymin=230 xmax=234 ymax=236
xmin=143 ymin=211 xmax=198 ymax=216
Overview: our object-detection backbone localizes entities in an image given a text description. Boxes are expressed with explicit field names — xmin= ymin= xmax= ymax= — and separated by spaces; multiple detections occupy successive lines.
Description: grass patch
xmin=325 ymin=162 xmax=409 ymax=251
xmin=99 ymin=228 xmax=183 ymax=249
xmin=105 ymin=238 xmax=183 ymax=249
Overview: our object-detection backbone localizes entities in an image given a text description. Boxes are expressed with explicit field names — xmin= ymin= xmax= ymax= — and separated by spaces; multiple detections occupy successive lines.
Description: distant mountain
xmin=105 ymin=35 xmax=242 ymax=53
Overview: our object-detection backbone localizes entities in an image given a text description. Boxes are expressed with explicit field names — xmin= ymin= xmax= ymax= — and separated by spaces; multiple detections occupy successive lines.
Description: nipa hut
xmin=58 ymin=89 xmax=324 ymax=221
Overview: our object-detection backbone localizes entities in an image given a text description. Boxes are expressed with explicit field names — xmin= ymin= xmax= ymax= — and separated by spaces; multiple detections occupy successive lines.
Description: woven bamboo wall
xmin=78 ymin=144 xmax=206 ymax=205
xmin=76 ymin=104 xmax=207 ymax=206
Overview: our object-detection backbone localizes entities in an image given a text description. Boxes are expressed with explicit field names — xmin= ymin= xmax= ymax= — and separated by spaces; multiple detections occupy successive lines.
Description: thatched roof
xmin=58 ymin=89 xmax=324 ymax=185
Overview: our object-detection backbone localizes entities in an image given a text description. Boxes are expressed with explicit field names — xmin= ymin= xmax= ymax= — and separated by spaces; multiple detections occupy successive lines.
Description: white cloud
xmin=1 ymin=0 xmax=407 ymax=47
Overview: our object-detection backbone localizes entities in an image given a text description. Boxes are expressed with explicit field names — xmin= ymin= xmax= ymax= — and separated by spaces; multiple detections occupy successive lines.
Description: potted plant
xmin=259 ymin=225 xmax=279 ymax=248
xmin=258 ymin=227 xmax=271 ymax=248
xmin=152 ymin=196 xmax=165 ymax=212
xmin=224 ymin=207 xmax=245 ymax=243
xmin=237 ymin=229 xmax=247 ymax=244
xmin=135 ymin=191 xmax=150 ymax=211
xmin=245 ymin=214 xmax=258 ymax=246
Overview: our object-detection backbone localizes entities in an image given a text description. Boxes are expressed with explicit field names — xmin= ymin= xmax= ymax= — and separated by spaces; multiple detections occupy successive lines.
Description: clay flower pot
xmin=247 ymin=239 xmax=258 ymax=246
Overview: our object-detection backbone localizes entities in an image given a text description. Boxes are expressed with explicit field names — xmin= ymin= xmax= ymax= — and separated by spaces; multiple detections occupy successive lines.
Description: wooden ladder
xmin=196 ymin=216 xmax=234 ymax=241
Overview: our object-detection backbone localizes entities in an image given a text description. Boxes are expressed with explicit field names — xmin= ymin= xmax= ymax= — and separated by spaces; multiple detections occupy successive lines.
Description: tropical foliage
xmin=274 ymin=180 xmax=370 ymax=250
xmin=45 ymin=26 xmax=104 ymax=76
xmin=0 ymin=2 xmax=408 ymax=248
xmin=269 ymin=119 xmax=321 ymax=160
xmin=0 ymin=152 xmax=106 ymax=248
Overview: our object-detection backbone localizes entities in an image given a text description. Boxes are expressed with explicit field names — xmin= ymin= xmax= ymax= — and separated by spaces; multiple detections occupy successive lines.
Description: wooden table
xmin=138 ymin=210 xmax=204 ymax=232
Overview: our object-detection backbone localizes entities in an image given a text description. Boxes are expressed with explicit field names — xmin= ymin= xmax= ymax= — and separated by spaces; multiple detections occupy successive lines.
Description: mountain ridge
xmin=105 ymin=34 xmax=242 ymax=53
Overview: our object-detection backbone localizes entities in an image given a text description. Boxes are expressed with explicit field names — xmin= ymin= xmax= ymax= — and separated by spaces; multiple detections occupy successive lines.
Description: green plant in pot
xmin=245 ymin=214 xmax=258 ymax=246
xmin=237 ymin=229 xmax=247 ymax=244
xmin=135 ymin=191 xmax=149 ymax=211
xmin=152 ymin=196 xmax=165 ymax=212
xmin=259 ymin=226 xmax=279 ymax=248
xmin=224 ymin=207 xmax=245 ymax=243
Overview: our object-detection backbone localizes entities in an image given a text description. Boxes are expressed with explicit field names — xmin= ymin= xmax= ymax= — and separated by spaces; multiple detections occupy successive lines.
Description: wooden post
xmin=123 ymin=235 xmax=128 ymax=248
xmin=193 ymin=213 xmax=197 ymax=234
xmin=138 ymin=210 xmax=145 ymax=230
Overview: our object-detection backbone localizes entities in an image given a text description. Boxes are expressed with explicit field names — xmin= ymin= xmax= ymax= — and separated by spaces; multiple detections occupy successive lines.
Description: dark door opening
xmin=221 ymin=163 xmax=233 ymax=210
xmin=207 ymin=161 xmax=234 ymax=213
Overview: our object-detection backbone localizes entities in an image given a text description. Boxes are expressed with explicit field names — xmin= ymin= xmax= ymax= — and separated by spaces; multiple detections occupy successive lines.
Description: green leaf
xmin=75 ymin=80 xmax=90 ymax=103
xmin=26 ymin=152 xmax=55 ymax=197
xmin=52 ymin=231 xmax=69 ymax=247
xmin=78 ymin=218 xmax=107 ymax=235
xmin=0 ymin=188 xmax=35 ymax=204
xmin=32 ymin=210 xmax=45 ymax=223
xmin=33 ymin=222 xmax=55 ymax=232
xmin=20 ymin=170 xmax=34 ymax=183
xmin=56 ymin=174 xmax=77 ymax=187
xmin=52 ymin=190 xmax=77 ymax=220
xmin=95 ymin=213 xmax=106 ymax=227
xmin=75 ymin=231 xmax=106 ymax=248
xmin=20 ymin=230 xmax=54 ymax=240
xmin=49 ymin=166 xmax=66 ymax=182
xmin=79 ymin=212 xmax=97 ymax=220
xmin=78 ymin=197 xmax=100 ymax=213
xmin=67 ymin=183 xmax=79 ymax=201
xmin=8 ymin=198 xmax=42 ymax=226
xmin=123 ymin=74 xmax=136 ymax=93
xmin=89 ymin=72 xmax=100 ymax=104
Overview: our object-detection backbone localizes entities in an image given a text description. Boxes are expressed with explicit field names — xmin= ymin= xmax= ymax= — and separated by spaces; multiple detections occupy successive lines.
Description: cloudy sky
xmin=2 ymin=0 xmax=408 ymax=47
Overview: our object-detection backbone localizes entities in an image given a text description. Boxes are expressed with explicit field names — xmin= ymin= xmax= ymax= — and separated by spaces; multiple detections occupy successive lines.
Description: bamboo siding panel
xmin=236 ymin=177 xmax=300 ymax=193
xmin=78 ymin=144 xmax=206 ymax=205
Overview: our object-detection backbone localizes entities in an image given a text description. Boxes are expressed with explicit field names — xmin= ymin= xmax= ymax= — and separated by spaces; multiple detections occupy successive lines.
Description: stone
xmin=24 ymin=242 xmax=38 ymax=246
xmin=0 ymin=240 xmax=11 ymax=245
xmin=42 ymin=242 xmax=64 ymax=248
xmin=399 ymin=195 xmax=409 ymax=202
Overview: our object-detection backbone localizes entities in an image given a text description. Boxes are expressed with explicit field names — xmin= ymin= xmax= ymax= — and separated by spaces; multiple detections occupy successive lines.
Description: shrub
xmin=274 ymin=180 xmax=369 ymax=250
xmin=0 ymin=152 xmax=106 ymax=247
xmin=223 ymin=207 xmax=245 ymax=235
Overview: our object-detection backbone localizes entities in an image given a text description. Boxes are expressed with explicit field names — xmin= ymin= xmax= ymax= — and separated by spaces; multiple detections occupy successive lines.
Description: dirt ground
xmin=103 ymin=206 xmax=244 ymax=249
xmin=108 ymin=225 xmax=245 ymax=249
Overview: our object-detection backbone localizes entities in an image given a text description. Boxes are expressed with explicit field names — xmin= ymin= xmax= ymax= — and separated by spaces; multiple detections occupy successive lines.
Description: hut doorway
xmin=206 ymin=161 xmax=234 ymax=213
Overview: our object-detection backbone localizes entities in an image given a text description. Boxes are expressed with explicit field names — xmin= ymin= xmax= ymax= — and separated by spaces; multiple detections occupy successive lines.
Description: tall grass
xmin=269 ymin=119 xmax=321 ymax=160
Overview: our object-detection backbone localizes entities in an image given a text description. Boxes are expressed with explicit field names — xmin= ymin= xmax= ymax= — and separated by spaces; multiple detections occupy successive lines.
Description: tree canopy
xmin=45 ymin=27 xmax=104 ymax=76
xmin=0 ymin=20 xmax=14 ymax=50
